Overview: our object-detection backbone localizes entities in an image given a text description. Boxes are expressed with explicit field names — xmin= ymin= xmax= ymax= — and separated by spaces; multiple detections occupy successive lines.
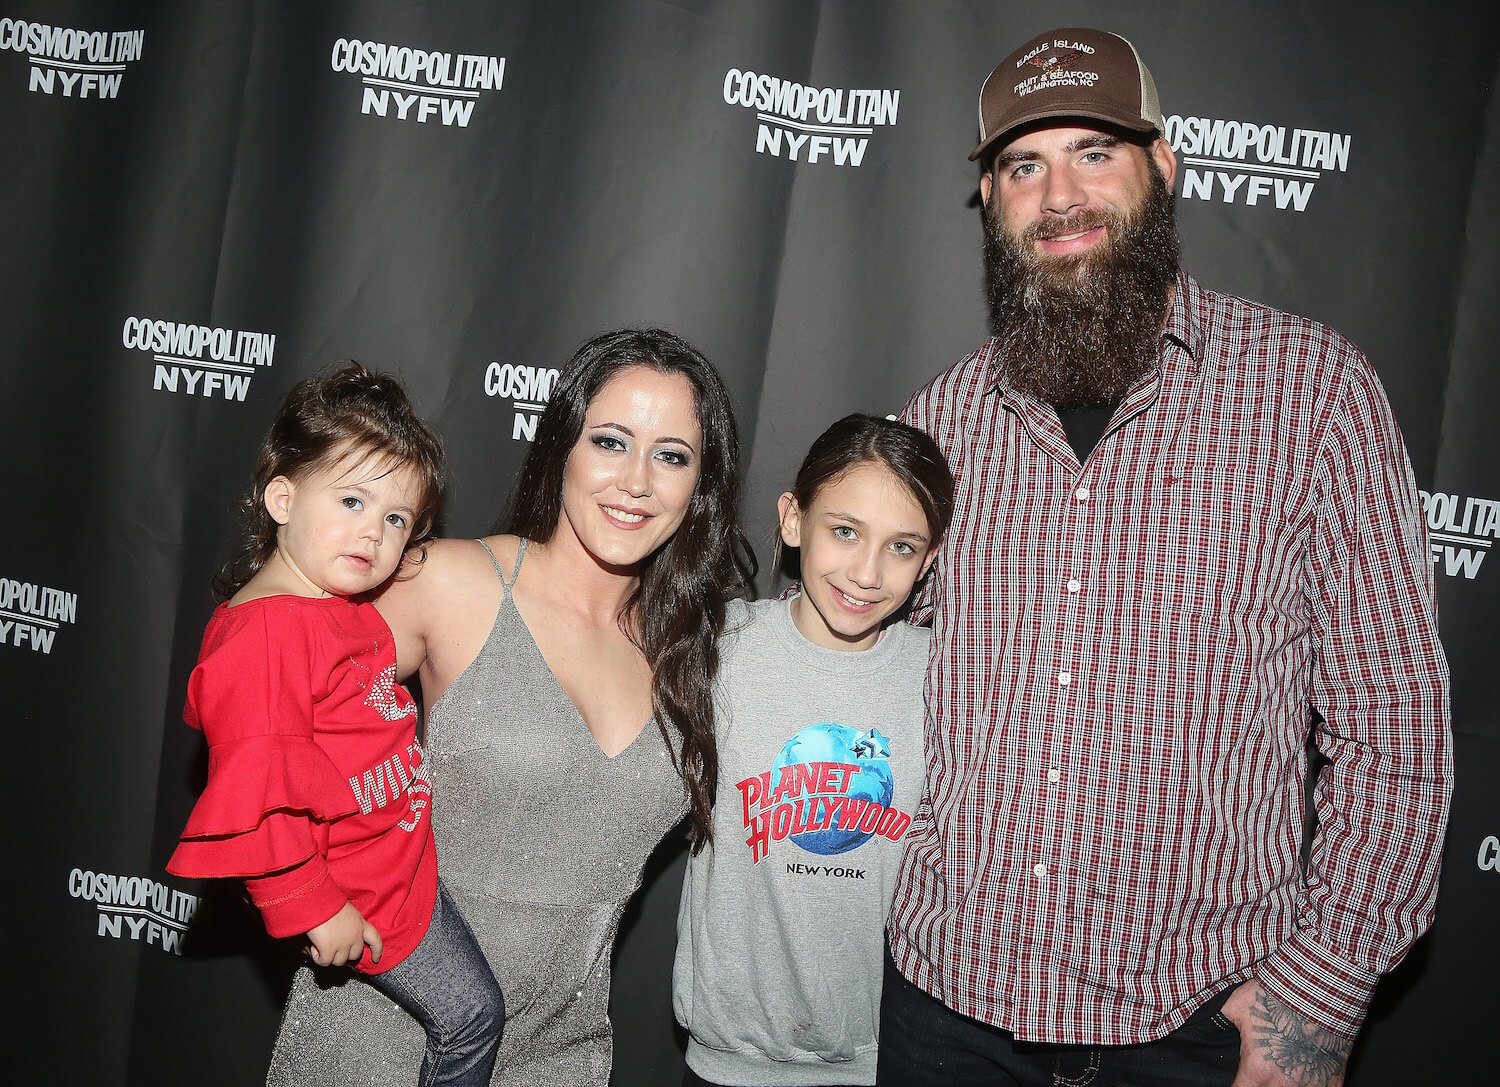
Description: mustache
xmin=1021 ymin=209 xmax=1116 ymax=245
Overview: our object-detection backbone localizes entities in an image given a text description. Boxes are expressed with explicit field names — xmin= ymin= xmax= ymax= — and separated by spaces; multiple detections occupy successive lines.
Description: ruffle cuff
xmin=167 ymin=734 xmax=358 ymax=878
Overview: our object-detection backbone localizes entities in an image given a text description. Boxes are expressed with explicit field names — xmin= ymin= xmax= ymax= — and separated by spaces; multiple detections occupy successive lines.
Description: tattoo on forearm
xmin=1248 ymin=989 xmax=1353 ymax=1087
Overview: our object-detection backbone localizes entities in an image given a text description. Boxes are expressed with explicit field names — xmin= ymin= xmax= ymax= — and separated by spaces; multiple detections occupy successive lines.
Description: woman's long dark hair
xmin=504 ymin=329 xmax=755 ymax=850
xmin=215 ymin=362 xmax=446 ymax=601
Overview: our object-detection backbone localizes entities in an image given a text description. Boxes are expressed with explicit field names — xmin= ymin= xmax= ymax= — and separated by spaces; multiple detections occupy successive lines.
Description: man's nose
xmin=1041 ymin=165 xmax=1087 ymax=216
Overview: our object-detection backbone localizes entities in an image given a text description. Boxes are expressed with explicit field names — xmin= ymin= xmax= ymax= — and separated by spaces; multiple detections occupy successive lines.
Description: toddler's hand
xmin=305 ymin=902 xmax=383 ymax=967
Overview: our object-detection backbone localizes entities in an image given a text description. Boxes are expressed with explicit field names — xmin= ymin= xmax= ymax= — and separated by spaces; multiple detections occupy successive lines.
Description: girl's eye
xmin=832 ymin=525 xmax=857 ymax=541
xmin=342 ymin=496 xmax=363 ymax=511
xmin=891 ymin=541 xmax=916 ymax=556
xmin=386 ymin=513 xmax=408 ymax=529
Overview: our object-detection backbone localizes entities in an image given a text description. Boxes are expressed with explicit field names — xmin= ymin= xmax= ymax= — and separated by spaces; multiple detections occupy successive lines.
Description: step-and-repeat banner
xmin=4 ymin=2 xmax=1495 ymax=1083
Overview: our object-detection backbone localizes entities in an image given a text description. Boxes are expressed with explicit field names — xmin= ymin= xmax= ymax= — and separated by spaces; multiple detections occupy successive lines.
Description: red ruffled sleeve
xmin=166 ymin=601 xmax=361 ymax=935
xmin=168 ymin=734 xmax=358 ymax=870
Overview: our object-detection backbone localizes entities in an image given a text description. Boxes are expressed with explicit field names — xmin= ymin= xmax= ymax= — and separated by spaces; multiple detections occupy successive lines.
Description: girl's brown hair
xmin=214 ymin=362 xmax=446 ymax=601
xmin=781 ymin=413 xmax=955 ymax=578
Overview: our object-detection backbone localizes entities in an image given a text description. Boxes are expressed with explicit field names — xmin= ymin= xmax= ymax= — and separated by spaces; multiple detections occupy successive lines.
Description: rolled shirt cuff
xmin=1254 ymin=928 xmax=1379 ymax=1038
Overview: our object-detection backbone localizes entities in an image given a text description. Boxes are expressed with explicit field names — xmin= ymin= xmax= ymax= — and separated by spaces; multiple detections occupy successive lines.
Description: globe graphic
xmin=771 ymin=722 xmax=895 ymax=856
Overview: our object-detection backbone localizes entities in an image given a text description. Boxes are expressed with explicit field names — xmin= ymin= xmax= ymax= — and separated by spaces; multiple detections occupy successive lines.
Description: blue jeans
xmin=365 ymin=881 xmax=505 ymax=1087
xmin=876 ymin=953 xmax=1238 ymax=1087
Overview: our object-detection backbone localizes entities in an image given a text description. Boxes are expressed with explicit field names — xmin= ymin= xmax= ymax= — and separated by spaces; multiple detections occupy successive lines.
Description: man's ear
xmin=1149 ymin=136 xmax=1177 ymax=192
xmin=979 ymin=169 xmax=994 ymax=207
xmin=777 ymin=492 xmax=803 ymax=549
xmin=264 ymin=476 xmax=295 ymax=526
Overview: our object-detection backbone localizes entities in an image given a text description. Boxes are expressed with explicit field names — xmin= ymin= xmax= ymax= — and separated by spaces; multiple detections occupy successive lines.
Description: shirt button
xmin=1075 ymin=486 xmax=1090 ymax=502
xmin=1066 ymin=578 xmax=1081 ymax=593
xmin=1047 ymin=768 xmax=1061 ymax=783
xmin=1057 ymin=671 xmax=1071 ymax=686
xmin=1033 ymin=862 xmax=1048 ymax=878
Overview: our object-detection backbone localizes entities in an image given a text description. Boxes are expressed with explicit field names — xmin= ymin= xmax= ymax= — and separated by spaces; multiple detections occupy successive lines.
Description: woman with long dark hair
xmin=267 ymin=329 xmax=755 ymax=1087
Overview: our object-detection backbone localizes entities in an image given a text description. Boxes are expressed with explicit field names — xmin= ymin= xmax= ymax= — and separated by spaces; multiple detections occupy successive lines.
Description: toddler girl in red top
xmin=168 ymin=363 xmax=504 ymax=1086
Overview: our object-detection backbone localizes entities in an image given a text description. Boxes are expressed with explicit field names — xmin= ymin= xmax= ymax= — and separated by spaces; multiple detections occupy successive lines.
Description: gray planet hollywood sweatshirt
xmin=674 ymin=597 xmax=929 ymax=1085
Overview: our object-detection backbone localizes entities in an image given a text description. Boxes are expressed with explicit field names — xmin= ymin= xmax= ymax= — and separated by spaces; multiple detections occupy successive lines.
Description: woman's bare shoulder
xmin=474 ymin=533 xmax=523 ymax=578
xmin=378 ymin=536 xmax=511 ymax=613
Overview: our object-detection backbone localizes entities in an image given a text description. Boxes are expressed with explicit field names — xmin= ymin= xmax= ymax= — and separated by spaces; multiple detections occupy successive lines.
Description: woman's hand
xmin=304 ymin=901 xmax=383 ymax=968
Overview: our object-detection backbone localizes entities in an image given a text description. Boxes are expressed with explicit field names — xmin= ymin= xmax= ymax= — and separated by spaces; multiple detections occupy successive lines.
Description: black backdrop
xmin=4 ymin=2 xmax=1496 ymax=1083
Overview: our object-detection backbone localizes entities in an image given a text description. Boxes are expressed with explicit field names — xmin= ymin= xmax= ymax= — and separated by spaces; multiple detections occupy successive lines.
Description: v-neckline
xmin=501 ymin=547 xmax=652 ymax=762
xmin=510 ymin=596 xmax=653 ymax=760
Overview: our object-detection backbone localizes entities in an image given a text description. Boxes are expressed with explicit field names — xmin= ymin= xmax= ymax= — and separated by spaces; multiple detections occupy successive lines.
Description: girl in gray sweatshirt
xmin=674 ymin=415 xmax=954 ymax=1086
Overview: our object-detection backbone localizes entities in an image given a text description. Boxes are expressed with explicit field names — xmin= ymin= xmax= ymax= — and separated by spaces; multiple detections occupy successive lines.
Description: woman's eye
xmin=591 ymin=434 xmax=626 ymax=452
xmin=832 ymin=525 xmax=857 ymax=541
xmin=654 ymin=448 xmax=692 ymax=467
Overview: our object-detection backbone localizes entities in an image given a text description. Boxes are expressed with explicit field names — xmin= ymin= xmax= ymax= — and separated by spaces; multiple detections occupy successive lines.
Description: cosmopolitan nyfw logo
xmin=70 ymin=868 xmax=199 ymax=954
xmin=0 ymin=575 xmax=76 ymax=653
xmin=736 ymin=723 xmax=911 ymax=871
xmin=1165 ymin=115 xmax=1351 ymax=211
xmin=723 ymin=68 xmax=900 ymax=167
xmin=331 ymin=37 xmax=505 ymax=127
xmin=1420 ymin=489 xmax=1497 ymax=580
xmin=121 ymin=316 xmax=276 ymax=401
xmin=484 ymin=362 xmax=559 ymax=442
xmin=0 ymin=19 xmax=143 ymax=98
xmin=1479 ymin=834 xmax=1500 ymax=874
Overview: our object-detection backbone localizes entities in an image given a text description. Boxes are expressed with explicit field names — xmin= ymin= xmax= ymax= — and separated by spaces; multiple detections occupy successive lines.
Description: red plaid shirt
xmin=890 ymin=272 xmax=1451 ymax=1044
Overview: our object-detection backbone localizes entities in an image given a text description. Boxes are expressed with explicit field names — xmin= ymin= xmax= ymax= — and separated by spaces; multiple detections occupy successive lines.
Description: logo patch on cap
xmin=970 ymin=27 xmax=1162 ymax=161
xmin=1028 ymin=50 xmax=1082 ymax=72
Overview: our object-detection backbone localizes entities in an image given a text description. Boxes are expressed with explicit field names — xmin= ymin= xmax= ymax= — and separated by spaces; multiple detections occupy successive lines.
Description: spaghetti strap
xmin=476 ymin=537 xmax=527 ymax=589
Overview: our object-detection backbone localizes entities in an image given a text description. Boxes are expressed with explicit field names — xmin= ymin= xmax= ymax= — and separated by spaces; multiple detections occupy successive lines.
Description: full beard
xmin=983 ymin=164 xmax=1180 ymax=409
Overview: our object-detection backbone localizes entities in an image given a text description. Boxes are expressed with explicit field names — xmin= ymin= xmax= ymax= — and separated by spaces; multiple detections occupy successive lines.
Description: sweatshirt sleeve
xmin=166 ymin=604 xmax=360 ymax=935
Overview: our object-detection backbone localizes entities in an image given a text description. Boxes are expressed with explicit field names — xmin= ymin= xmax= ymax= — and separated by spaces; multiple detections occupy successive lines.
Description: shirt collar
xmin=1164 ymin=269 xmax=1205 ymax=367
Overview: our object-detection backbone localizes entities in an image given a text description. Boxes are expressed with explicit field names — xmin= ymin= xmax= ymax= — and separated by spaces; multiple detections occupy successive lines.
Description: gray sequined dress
xmin=268 ymin=540 xmax=687 ymax=1086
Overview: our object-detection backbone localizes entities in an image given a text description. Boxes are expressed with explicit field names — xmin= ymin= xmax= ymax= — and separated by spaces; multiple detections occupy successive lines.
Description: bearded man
xmin=880 ymin=27 xmax=1451 ymax=1087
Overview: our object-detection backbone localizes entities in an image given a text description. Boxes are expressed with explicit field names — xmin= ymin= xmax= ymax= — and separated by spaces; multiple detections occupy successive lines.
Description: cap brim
xmin=969 ymin=107 xmax=1160 ymax=162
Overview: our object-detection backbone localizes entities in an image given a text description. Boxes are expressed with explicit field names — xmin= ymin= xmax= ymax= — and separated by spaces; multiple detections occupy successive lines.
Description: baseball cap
xmin=970 ymin=27 xmax=1163 ymax=162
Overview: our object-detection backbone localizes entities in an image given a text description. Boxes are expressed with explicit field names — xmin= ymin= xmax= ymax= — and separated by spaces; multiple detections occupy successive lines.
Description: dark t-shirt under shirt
xmin=1056 ymin=399 xmax=1120 ymax=464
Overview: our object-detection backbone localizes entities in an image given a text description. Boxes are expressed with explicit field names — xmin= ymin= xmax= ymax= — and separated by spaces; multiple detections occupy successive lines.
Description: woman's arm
xmin=375 ymin=540 xmax=451 ymax=682
xmin=376 ymin=536 xmax=513 ymax=700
